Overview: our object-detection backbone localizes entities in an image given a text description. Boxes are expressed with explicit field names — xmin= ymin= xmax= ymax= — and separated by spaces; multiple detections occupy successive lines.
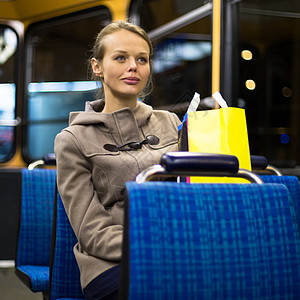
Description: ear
xmin=91 ymin=58 xmax=102 ymax=77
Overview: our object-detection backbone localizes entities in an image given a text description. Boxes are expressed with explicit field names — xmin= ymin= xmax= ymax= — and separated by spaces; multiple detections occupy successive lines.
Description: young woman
xmin=54 ymin=20 xmax=181 ymax=300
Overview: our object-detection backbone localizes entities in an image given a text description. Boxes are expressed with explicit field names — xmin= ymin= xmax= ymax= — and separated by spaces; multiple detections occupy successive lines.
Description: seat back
xmin=16 ymin=168 xmax=56 ymax=267
xmin=49 ymin=192 xmax=84 ymax=300
xmin=120 ymin=182 xmax=300 ymax=299
xmin=261 ymin=175 xmax=300 ymax=228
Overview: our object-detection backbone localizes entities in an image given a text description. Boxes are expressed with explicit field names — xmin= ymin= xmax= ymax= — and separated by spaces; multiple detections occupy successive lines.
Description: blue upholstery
xmin=16 ymin=265 xmax=49 ymax=291
xmin=49 ymin=192 xmax=85 ymax=300
xmin=261 ymin=175 xmax=300 ymax=228
xmin=15 ymin=168 xmax=56 ymax=292
xmin=121 ymin=182 xmax=300 ymax=299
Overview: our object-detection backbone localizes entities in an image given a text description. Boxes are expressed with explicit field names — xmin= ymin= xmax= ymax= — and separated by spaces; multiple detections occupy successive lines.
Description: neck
xmin=102 ymin=94 xmax=138 ymax=113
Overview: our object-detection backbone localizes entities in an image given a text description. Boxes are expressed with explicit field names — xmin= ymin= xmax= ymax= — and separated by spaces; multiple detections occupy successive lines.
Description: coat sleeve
xmin=54 ymin=130 xmax=122 ymax=262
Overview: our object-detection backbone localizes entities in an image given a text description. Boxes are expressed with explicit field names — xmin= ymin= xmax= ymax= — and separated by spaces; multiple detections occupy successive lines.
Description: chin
xmin=121 ymin=88 xmax=144 ymax=98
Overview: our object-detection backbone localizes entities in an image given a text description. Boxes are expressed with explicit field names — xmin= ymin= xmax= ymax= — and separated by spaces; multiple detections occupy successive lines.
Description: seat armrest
xmin=43 ymin=153 xmax=56 ymax=166
xmin=161 ymin=152 xmax=239 ymax=173
xmin=136 ymin=152 xmax=263 ymax=184
xmin=251 ymin=155 xmax=268 ymax=170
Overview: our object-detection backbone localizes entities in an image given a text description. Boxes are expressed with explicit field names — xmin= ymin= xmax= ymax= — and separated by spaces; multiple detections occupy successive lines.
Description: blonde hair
xmin=90 ymin=20 xmax=153 ymax=100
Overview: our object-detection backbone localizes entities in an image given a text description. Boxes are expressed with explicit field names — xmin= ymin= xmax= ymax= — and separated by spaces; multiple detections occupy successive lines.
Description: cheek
xmin=142 ymin=66 xmax=151 ymax=81
xmin=101 ymin=64 xmax=120 ymax=82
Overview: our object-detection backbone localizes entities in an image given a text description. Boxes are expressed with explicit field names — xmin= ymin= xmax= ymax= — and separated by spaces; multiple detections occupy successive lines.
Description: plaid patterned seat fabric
xmin=49 ymin=192 xmax=85 ymax=300
xmin=15 ymin=168 xmax=56 ymax=293
xmin=260 ymin=175 xmax=300 ymax=228
xmin=121 ymin=182 xmax=300 ymax=300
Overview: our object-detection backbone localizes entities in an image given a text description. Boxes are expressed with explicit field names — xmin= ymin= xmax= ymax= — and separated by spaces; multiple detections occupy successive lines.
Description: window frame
xmin=22 ymin=6 xmax=111 ymax=163
xmin=0 ymin=23 xmax=21 ymax=163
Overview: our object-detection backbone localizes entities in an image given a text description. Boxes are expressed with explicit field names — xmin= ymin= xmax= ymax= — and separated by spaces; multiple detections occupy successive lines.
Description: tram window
xmin=24 ymin=8 xmax=111 ymax=162
xmin=151 ymin=37 xmax=211 ymax=117
xmin=0 ymin=26 xmax=18 ymax=162
xmin=131 ymin=0 xmax=212 ymax=118
xmin=239 ymin=0 xmax=300 ymax=166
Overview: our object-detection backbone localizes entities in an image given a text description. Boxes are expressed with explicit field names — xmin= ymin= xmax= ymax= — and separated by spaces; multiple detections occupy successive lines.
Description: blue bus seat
xmin=15 ymin=168 xmax=56 ymax=294
xmin=120 ymin=182 xmax=300 ymax=299
xmin=261 ymin=175 xmax=300 ymax=227
xmin=49 ymin=191 xmax=85 ymax=300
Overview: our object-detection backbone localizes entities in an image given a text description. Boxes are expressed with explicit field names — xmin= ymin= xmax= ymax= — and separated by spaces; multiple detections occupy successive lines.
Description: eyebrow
xmin=112 ymin=49 xmax=149 ymax=55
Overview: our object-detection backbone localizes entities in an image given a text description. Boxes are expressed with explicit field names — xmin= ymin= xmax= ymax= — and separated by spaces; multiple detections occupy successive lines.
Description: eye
xmin=137 ymin=57 xmax=148 ymax=63
xmin=115 ymin=55 xmax=126 ymax=61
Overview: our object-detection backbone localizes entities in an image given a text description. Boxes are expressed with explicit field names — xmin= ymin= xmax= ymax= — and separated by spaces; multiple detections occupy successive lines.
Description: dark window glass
xmin=0 ymin=26 xmax=18 ymax=162
xmin=132 ymin=0 xmax=212 ymax=118
xmin=239 ymin=0 xmax=300 ymax=167
xmin=24 ymin=8 xmax=111 ymax=162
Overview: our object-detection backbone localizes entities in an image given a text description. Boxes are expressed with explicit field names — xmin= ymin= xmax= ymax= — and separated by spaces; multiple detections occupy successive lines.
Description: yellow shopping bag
xmin=178 ymin=92 xmax=251 ymax=183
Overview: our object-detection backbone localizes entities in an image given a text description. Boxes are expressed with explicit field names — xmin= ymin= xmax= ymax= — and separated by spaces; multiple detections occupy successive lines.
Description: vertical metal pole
xmin=212 ymin=0 xmax=222 ymax=108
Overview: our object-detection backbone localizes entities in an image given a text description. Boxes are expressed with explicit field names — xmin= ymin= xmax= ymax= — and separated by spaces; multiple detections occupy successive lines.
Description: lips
xmin=122 ymin=77 xmax=140 ymax=85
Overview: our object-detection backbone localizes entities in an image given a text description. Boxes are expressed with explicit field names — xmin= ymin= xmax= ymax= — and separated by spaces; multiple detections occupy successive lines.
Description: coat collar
xmin=68 ymin=99 xmax=153 ymax=133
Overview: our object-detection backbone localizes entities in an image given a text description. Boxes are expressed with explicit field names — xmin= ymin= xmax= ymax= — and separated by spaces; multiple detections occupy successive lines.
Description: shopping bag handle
xmin=212 ymin=92 xmax=228 ymax=108
xmin=186 ymin=92 xmax=228 ymax=113
xmin=136 ymin=152 xmax=263 ymax=184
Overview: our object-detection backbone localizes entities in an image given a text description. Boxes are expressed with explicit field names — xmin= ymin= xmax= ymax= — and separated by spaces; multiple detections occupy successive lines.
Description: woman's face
xmin=93 ymin=29 xmax=150 ymax=103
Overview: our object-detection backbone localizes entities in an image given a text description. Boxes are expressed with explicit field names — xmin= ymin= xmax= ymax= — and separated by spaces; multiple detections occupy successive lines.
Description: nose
xmin=128 ymin=58 xmax=137 ymax=72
